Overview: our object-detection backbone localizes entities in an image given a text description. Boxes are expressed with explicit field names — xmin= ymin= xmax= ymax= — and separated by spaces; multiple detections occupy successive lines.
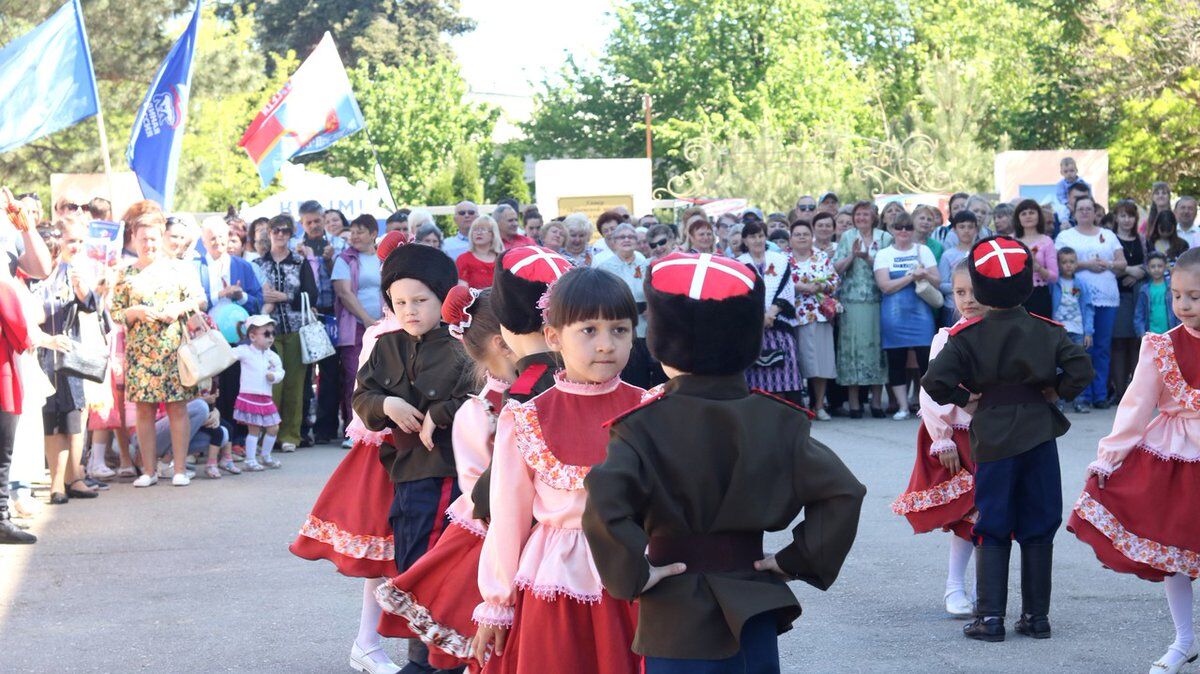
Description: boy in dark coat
xmin=583 ymin=252 xmax=866 ymax=672
xmin=923 ymin=236 xmax=1093 ymax=643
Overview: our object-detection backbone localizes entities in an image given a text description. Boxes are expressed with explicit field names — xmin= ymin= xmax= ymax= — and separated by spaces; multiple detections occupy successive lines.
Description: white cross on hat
xmin=651 ymin=252 xmax=756 ymax=300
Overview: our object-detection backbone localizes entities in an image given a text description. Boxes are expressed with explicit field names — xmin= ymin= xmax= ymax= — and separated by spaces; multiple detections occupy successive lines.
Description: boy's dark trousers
xmin=971 ymin=439 xmax=1061 ymax=635
xmin=644 ymin=612 xmax=780 ymax=674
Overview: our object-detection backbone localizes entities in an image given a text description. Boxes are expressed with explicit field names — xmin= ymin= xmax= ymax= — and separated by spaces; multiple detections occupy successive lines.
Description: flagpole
xmin=73 ymin=0 xmax=115 ymax=206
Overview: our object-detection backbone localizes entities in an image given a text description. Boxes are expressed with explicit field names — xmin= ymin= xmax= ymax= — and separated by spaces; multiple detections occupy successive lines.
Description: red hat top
xmin=377 ymin=230 xmax=408 ymax=261
xmin=971 ymin=237 xmax=1030 ymax=279
xmin=501 ymin=245 xmax=572 ymax=283
xmin=441 ymin=285 xmax=481 ymax=341
xmin=649 ymin=252 xmax=757 ymax=300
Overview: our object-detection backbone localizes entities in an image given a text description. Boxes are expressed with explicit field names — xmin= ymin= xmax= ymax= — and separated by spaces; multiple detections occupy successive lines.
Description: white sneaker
xmin=350 ymin=641 xmax=400 ymax=674
xmin=132 ymin=474 xmax=158 ymax=488
xmin=281 ymin=442 xmax=297 ymax=453
xmin=88 ymin=464 xmax=117 ymax=480
xmin=1150 ymin=643 xmax=1199 ymax=674
xmin=172 ymin=473 xmax=191 ymax=487
xmin=815 ymin=409 xmax=831 ymax=421
xmin=944 ymin=588 xmax=974 ymax=618
xmin=893 ymin=409 xmax=911 ymax=421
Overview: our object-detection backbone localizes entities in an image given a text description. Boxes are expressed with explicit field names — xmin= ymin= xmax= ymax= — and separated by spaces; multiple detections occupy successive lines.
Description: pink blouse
xmin=473 ymin=375 xmax=645 ymax=627
xmin=446 ymin=375 xmax=510 ymax=537
xmin=1022 ymin=234 xmax=1059 ymax=287
xmin=920 ymin=325 xmax=975 ymax=455
xmin=344 ymin=313 xmax=402 ymax=446
xmin=1088 ymin=326 xmax=1200 ymax=476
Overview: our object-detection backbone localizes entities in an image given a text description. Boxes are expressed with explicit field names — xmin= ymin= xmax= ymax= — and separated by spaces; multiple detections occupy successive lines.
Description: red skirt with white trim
xmin=1068 ymin=447 xmax=1200 ymax=582
xmin=891 ymin=425 xmax=977 ymax=541
xmin=288 ymin=438 xmax=395 ymax=578
xmin=376 ymin=519 xmax=485 ymax=672
xmin=482 ymin=590 xmax=640 ymax=674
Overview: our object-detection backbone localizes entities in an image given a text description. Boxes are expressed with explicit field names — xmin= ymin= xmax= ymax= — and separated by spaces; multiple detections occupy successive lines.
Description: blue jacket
xmin=1051 ymin=278 xmax=1095 ymax=337
xmin=196 ymin=254 xmax=263 ymax=315
xmin=1133 ymin=278 xmax=1180 ymax=336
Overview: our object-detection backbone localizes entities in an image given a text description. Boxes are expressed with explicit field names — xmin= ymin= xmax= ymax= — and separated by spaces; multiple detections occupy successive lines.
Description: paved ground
xmin=0 ymin=409 xmax=1174 ymax=672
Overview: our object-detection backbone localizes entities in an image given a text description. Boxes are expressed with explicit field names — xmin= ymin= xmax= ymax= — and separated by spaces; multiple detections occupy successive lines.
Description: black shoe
xmin=828 ymin=407 xmax=848 ymax=418
xmin=1091 ymin=399 xmax=1110 ymax=410
xmin=50 ymin=492 xmax=69 ymax=505
xmin=66 ymin=481 xmax=99 ymax=499
xmin=849 ymin=409 xmax=864 ymax=419
xmin=1016 ymin=543 xmax=1053 ymax=638
xmin=298 ymin=437 xmax=314 ymax=449
xmin=964 ymin=617 xmax=1005 ymax=642
xmin=0 ymin=514 xmax=36 ymax=544
xmin=870 ymin=407 xmax=886 ymax=419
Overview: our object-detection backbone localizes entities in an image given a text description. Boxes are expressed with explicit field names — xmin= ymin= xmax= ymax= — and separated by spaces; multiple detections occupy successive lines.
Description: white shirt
xmin=205 ymin=252 xmax=234 ymax=308
xmin=441 ymin=232 xmax=470 ymax=262
xmin=874 ymin=244 xmax=937 ymax=275
xmin=235 ymin=344 xmax=285 ymax=396
xmin=1179 ymin=223 xmax=1200 ymax=249
xmin=1055 ymin=227 xmax=1123 ymax=307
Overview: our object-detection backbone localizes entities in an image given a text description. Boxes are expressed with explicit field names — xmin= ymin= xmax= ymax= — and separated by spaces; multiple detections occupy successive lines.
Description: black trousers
xmin=885 ymin=346 xmax=930 ymax=387
xmin=0 ymin=411 xmax=17 ymax=512
xmin=216 ymin=362 xmax=247 ymax=446
xmin=313 ymin=351 xmax=342 ymax=441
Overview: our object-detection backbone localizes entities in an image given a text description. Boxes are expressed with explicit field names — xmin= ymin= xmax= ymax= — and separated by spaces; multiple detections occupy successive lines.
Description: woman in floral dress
xmin=110 ymin=201 xmax=206 ymax=488
xmin=790 ymin=217 xmax=840 ymax=419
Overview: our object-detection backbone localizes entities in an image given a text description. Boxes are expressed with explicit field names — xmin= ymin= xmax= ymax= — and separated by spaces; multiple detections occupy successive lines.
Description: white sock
xmin=357 ymin=578 xmax=392 ymax=665
xmin=245 ymin=435 xmax=259 ymax=463
xmin=1165 ymin=573 xmax=1195 ymax=663
xmin=261 ymin=435 xmax=277 ymax=460
xmin=90 ymin=442 xmax=109 ymax=471
xmin=947 ymin=536 xmax=974 ymax=594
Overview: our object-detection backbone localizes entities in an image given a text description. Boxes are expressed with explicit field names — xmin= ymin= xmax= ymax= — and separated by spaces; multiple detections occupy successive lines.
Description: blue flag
xmin=126 ymin=2 xmax=202 ymax=210
xmin=0 ymin=0 xmax=100 ymax=153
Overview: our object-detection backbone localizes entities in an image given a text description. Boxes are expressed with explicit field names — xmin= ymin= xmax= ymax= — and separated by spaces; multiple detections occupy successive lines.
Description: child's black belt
xmin=979 ymin=384 xmax=1045 ymax=408
xmin=647 ymin=532 xmax=764 ymax=573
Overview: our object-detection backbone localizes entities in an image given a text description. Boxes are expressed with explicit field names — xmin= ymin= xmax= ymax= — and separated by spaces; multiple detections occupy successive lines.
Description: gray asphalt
xmin=0 ymin=410 xmax=1169 ymax=672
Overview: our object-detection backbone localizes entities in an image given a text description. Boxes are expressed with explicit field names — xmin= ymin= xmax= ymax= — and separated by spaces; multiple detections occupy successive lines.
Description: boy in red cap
xmin=923 ymin=236 xmax=1092 ymax=643
xmin=583 ymin=252 xmax=865 ymax=672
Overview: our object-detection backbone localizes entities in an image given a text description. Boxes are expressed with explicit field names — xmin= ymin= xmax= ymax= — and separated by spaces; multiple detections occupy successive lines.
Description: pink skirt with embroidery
xmin=289 ymin=435 xmax=395 ymax=578
xmin=233 ymin=393 xmax=281 ymax=427
xmin=892 ymin=425 xmax=977 ymax=541
xmin=376 ymin=516 xmax=486 ymax=672
xmin=1069 ymin=446 xmax=1200 ymax=582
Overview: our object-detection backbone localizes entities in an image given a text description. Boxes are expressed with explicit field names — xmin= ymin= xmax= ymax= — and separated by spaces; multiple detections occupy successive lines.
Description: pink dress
xmin=289 ymin=315 xmax=402 ymax=577
xmin=473 ymin=375 xmax=644 ymax=674
xmin=892 ymin=324 xmax=979 ymax=540
xmin=376 ymin=375 xmax=510 ymax=671
xmin=1069 ymin=325 xmax=1200 ymax=580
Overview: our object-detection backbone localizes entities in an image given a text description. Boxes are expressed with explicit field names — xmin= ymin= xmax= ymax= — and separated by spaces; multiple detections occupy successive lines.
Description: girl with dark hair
xmin=1148 ymin=210 xmax=1191 ymax=264
xmin=832 ymin=201 xmax=890 ymax=417
xmin=1110 ymin=200 xmax=1147 ymax=403
xmin=471 ymin=266 xmax=644 ymax=674
xmin=1014 ymin=199 xmax=1059 ymax=319
xmin=1143 ymin=181 xmax=1172 ymax=237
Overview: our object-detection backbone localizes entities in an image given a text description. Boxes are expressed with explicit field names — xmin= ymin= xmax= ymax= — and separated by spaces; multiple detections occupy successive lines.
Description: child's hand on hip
xmin=640 ymin=561 xmax=687 ymax=594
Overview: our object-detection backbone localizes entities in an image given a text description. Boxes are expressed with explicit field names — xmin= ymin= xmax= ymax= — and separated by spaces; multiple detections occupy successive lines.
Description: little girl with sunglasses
xmin=233 ymin=314 xmax=284 ymax=471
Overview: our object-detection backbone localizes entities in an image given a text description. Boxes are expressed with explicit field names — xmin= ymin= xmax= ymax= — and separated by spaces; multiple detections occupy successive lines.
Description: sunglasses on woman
xmin=271 ymin=226 xmax=292 ymax=234
xmin=796 ymin=204 xmax=816 ymax=211
xmin=893 ymin=224 xmax=914 ymax=231
xmin=648 ymin=238 xmax=669 ymax=249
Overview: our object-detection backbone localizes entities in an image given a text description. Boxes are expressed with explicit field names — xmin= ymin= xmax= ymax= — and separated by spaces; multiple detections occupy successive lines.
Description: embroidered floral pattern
xmin=298 ymin=514 xmax=394 ymax=561
xmin=1074 ymin=493 xmax=1200 ymax=578
xmin=375 ymin=583 xmax=473 ymax=660
xmin=509 ymin=401 xmax=591 ymax=490
xmin=1148 ymin=333 xmax=1200 ymax=412
xmin=891 ymin=470 xmax=975 ymax=515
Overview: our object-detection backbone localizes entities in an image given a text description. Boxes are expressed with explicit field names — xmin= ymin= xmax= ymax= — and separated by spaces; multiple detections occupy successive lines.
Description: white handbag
xmin=178 ymin=314 xmax=237 ymax=387
xmin=298 ymin=292 xmax=336 ymax=365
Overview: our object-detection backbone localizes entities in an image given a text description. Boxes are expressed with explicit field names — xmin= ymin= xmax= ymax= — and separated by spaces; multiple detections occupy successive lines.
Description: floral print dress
xmin=110 ymin=260 xmax=205 ymax=403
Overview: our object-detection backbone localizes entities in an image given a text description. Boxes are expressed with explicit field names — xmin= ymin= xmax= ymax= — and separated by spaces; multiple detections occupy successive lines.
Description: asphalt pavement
xmin=0 ymin=409 xmax=1172 ymax=672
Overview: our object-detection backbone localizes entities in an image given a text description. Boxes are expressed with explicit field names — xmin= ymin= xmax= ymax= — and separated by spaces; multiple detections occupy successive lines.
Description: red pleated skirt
xmin=891 ymin=425 xmax=978 ymax=541
xmin=482 ymin=590 xmax=640 ymax=674
xmin=289 ymin=439 xmax=396 ymax=578
xmin=1068 ymin=447 xmax=1200 ymax=582
xmin=377 ymin=520 xmax=485 ymax=671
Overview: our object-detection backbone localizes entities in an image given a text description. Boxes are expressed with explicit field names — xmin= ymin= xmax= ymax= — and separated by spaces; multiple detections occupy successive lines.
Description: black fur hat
xmin=968 ymin=236 xmax=1033 ymax=308
xmin=380 ymin=242 xmax=458 ymax=307
xmin=491 ymin=246 xmax=573 ymax=334
xmin=645 ymin=252 xmax=765 ymax=375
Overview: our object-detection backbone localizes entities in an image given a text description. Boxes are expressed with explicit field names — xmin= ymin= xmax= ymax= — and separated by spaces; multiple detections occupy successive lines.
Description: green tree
xmin=450 ymin=144 xmax=483 ymax=204
xmin=488 ymin=155 xmax=529 ymax=204
xmin=304 ymin=58 xmax=497 ymax=205
xmin=222 ymin=0 xmax=474 ymax=72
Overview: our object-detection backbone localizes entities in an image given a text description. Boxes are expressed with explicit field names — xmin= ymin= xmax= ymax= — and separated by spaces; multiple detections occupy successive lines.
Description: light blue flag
xmin=0 ymin=0 xmax=100 ymax=153
xmin=126 ymin=2 xmax=202 ymax=209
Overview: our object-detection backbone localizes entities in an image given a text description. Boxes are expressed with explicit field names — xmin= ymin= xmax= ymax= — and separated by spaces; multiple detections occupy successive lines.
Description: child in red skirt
xmin=232 ymin=315 xmax=284 ymax=471
xmin=290 ymin=233 xmax=408 ymax=674
xmin=376 ymin=287 xmax=515 ymax=671
xmin=470 ymin=267 xmax=644 ymax=674
xmin=1069 ymin=248 xmax=1200 ymax=674
xmin=893 ymin=260 xmax=984 ymax=618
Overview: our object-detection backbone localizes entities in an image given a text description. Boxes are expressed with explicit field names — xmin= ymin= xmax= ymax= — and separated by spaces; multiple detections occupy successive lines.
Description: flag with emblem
xmin=238 ymin=32 xmax=365 ymax=187
xmin=126 ymin=0 xmax=201 ymax=209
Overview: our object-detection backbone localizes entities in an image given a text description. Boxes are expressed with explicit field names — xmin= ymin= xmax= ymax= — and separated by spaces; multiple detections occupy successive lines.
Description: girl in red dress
xmin=376 ymin=286 xmax=515 ymax=671
xmin=1069 ymin=249 xmax=1200 ymax=674
xmin=470 ymin=267 xmax=644 ymax=674
xmin=892 ymin=261 xmax=982 ymax=618
xmin=289 ymin=233 xmax=407 ymax=674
